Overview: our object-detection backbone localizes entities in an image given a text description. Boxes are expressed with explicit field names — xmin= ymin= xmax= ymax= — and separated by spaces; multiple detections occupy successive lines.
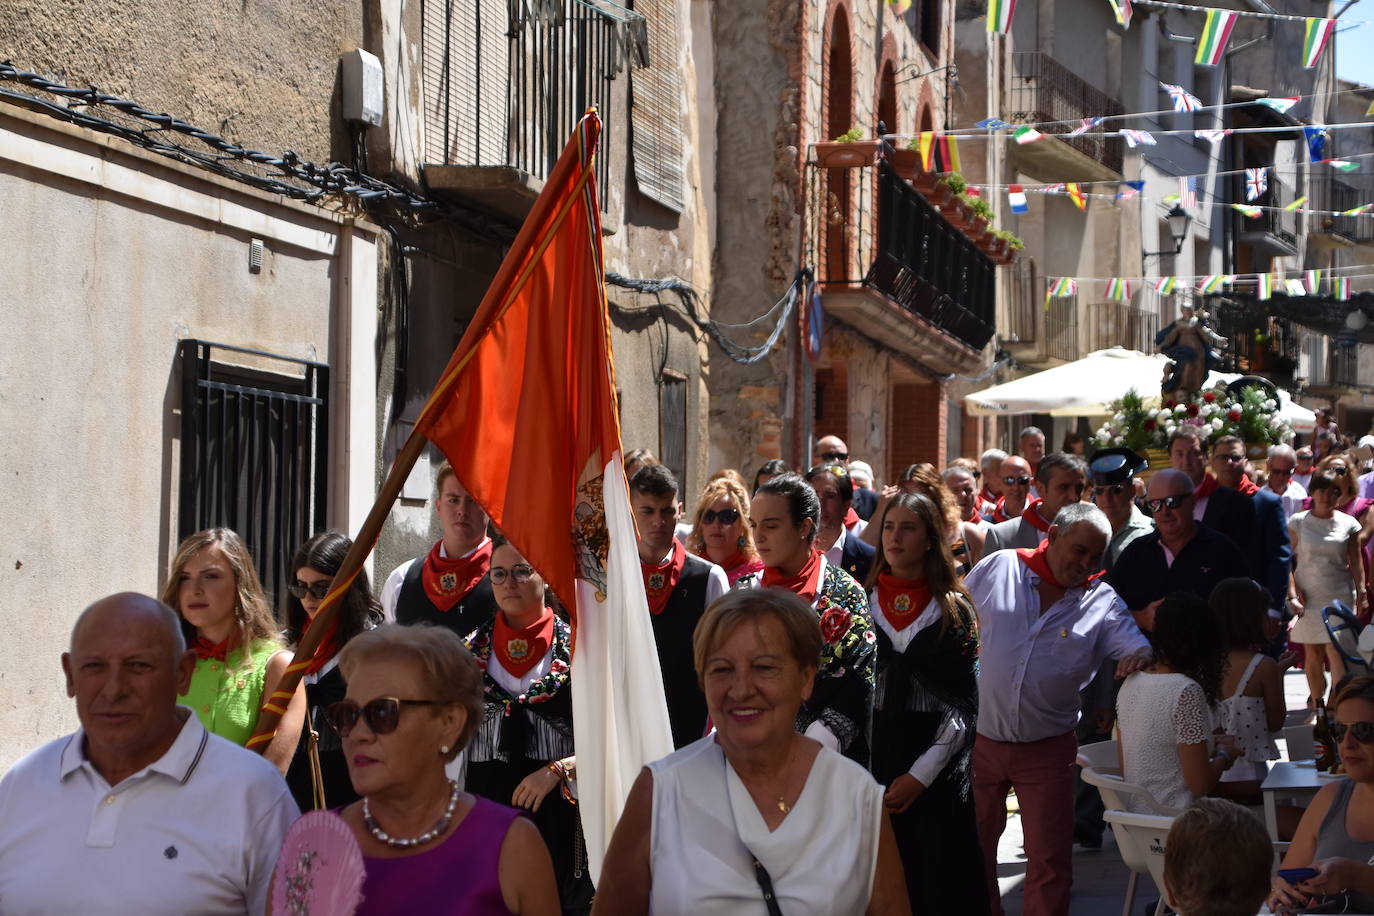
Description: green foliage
xmin=833 ymin=127 xmax=866 ymax=142
xmin=938 ymin=172 xmax=967 ymax=195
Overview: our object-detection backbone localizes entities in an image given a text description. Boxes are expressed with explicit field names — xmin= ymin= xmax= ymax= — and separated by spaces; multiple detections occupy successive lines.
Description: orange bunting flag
xmin=414 ymin=112 xmax=672 ymax=882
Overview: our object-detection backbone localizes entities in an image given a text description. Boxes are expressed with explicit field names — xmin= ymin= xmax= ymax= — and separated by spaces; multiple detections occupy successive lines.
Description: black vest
xmin=651 ymin=554 xmax=716 ymax=749
xmin=396 ymin=556 xmax=498 ymax=640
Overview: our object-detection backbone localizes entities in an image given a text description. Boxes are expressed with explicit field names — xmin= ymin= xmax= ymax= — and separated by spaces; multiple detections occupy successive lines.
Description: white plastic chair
xmin=1076 ymin=738 xmax=1120 ymax=773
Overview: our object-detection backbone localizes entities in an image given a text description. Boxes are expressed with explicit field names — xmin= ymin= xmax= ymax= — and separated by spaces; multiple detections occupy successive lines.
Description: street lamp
xmin=1144 ymin=205 xmax=1192 ymax=258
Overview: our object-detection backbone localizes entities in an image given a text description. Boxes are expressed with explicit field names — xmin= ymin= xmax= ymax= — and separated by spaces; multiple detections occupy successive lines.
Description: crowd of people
xmin=8 ymin=420 xmax=1374 ymax=915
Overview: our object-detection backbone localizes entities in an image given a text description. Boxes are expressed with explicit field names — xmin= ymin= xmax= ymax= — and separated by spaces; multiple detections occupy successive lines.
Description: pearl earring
xmin=439 ymin=745 xmax=450 ymax=756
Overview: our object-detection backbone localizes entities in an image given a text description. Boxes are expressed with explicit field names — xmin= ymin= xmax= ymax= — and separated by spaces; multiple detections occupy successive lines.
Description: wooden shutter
xmin=629 ymin=0 xmax=685 ymax=212
xmin=421 ymin=0 xmax=510 ymax=165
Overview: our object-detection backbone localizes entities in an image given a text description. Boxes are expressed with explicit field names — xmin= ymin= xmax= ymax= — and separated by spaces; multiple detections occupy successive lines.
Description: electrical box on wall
xmin=341 ymin=49 xmax=384 ymax=127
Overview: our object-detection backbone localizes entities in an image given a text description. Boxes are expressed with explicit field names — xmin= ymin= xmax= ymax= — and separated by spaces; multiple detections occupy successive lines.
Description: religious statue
xmin=1155 ymin=304 xmax=1225 ymax=396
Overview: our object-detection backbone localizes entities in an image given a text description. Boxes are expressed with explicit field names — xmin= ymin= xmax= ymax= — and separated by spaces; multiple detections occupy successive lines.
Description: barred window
xmin=629 ymin=0 xmax=686 ymax=212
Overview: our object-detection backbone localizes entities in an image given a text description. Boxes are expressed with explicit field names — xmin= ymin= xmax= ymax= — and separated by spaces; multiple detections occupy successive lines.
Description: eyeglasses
xmin=324 ymin=697 xmax=444 ymax=737
xmin=1333 ymin=466 xmax=1351 ymax=476
xmin=1217 ymin=454 xmax=1245 ymax=463
xmin=1146 ymin=494 xmax=1190 ymax=512
xmin=490 ymin=564 xmax=536 ymax=585
xmin=1093 ymin=484 xmax=1131 ymax=498
xmin=1004 ymin=476 xmax=1032 ymax=487
xmin=288 ymin=580 xmax=332 ymax=600
xmin=702 ymin=508 xmax=741 ymax=525
xmin=1332 ymin=721 xmax=1374 ymax=744
xmin=819 ymin=451 xmax=848 ymax=462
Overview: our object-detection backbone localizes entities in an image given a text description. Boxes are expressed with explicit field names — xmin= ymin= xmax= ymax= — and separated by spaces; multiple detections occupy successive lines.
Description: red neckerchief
xmin=641 ymin=539 xmax=688 ymax=615
xmin=299 ymin=613 xmax=340 ymax=676
xmin=492 ymin=609 xmax=555 ymax=678
xmin=191 ymin=636 xmax=230 ymax=661
xmin=992 ymin=497 xmax=1011 ymax=523
xmin=763 ymin=549 xmax=826 ymax=604
xmin=876 ymin=573 xmax=931 ymax=631
xmin=1016 ymin=541 xmax=1103 ymax=590
xmin=1195 ymin=474 xmax=1219 ymax=502
xmin=980 ymin=485 xmax=998 ymax=506
xmin=964 ymin=504 xmax=983 ymax=524
xmin=843 ymin=507 xmax=861 ymax=530
xmin=1235 ymin=474 xmax=1259 ymax=496
xmin=698 ymin=548 xmax=764 ymax=587
xmin=421 ymin=539 xmax=493 ymax=612
xmin=1022 ymin=498 xmax=1052 ymax=533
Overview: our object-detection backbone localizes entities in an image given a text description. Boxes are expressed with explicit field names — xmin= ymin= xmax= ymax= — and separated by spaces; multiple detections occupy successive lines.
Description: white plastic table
xmin=1260 ymin=760 xmax=1338 ymax=840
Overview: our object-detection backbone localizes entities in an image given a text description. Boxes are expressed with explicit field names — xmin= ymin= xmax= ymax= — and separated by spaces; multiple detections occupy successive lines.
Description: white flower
xmin=1211 ymin=417 xmax=1224 ymax=429
xmin=1113 ymin=436 xmax=1124 ymax=445
xmin=1114 ymin=413 xmax=1125 ymax=425
xmin=1166 ymin=424 xmax=1177 ymax=436
xmin=1264 ymin=399 xmax=1277 ymax=410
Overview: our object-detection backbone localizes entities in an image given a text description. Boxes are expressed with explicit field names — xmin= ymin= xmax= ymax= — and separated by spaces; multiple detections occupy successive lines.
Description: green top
xmin=179 ymin=638 xmax=281 ymax=747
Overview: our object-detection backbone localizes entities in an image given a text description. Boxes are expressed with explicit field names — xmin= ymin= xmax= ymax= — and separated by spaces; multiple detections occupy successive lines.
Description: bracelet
xmin=545 ymin=760 xmax=566 ymax=782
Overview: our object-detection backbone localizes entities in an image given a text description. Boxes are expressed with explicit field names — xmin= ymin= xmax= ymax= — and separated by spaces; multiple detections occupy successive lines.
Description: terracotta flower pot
xmin=941 ymin=198 xmax=973 ymax=229
xmin=813 ymin=140 xmax=880 ymax=169
xmin=889 ymin=147 xmax=922 ymax=180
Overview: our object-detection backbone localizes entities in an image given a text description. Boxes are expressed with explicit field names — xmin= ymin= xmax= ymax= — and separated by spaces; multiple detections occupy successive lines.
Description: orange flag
xmin=413 ymin=112 xmax=672 ymax=882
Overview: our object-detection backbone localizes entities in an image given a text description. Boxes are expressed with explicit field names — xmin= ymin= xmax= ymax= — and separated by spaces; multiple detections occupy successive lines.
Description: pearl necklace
xmin=363 ymin=780 xmax=461 ymax=849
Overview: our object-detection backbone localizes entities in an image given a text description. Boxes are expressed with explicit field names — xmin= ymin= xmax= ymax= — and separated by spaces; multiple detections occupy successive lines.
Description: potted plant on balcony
xmin=937 ymin=174 xmax=974 ymax=228
xmin=813 ymin=127 xmax=880 ymax=168
xmin=889 ymin=138 xmax=923 ymax=180
xmin=990 ymin=230 xmax=1023 ymax=265
xmin=964 ymin=195 xmax=996 ymax=243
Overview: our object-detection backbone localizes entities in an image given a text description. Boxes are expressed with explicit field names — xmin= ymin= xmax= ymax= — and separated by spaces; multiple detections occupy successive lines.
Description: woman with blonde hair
xmin=161 ymin=527 xmax=305 ymax=770
xmin=863 ymin=464 xmax=985 ymax=573
xmin=686 ymin=477 xmax=764 ymax=585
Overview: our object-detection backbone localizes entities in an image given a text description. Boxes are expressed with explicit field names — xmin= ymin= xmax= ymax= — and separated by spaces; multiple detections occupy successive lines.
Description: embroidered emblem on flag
xmin=1244 ymin=168 xmax=1268 ymax=201
xmin=1303 ymin=18 xmax=1336 ymax=69
xmin=1195 ymin=9 xmax=1237 ymax=66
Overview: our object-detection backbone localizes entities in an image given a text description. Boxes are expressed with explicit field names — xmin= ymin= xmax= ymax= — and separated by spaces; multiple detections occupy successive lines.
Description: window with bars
xmin=659 ymin=371 xmax=688 ymax=487
xmin=629 ymin=0 xmax=686 ymax=212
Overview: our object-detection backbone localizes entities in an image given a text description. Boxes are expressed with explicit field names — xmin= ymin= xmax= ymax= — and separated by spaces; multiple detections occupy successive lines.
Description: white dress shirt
xmin=0 ymin=709 xmax=298 ymax=915
xmin=964 ymin=551 xmax=1150 ymax=744
xmin=644 ymin=544 xmax=730 ymax=610
xmin=868 ymin=593 xmax=968 ymax=786
xmin=380 ymin=537 xmax=491 ymax=622
xmin=1271 ymin=480 xmax=1308 ymax=519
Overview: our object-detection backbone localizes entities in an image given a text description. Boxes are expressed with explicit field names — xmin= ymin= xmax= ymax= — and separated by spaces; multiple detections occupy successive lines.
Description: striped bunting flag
xmin=1306 ymin=270 xmax=1324 ymax=295
xmin=1014 ymin=125 xmax=1044 ymax=144
xmin=1195 ymin=9 xmax=1238 ymax=66
xmin=1285 ymin=196 xmax=1308 ymax=212
xmin=1257 ymin=273 xmax=1274 ymax=301
xmin=1285 ymin=278 xmax=1307 ymax=296
xmin=1107 ymin=0 xmax=1132 ymax=28
xmin=1067 ymin=183 xmax=1087 ymax=210
xmin=1303 ymin=18 xmax=1336 ymax=69
xmin=1160 ymin=82 xmax=1203 ymax=113
xmin=1105 ymin=278 xmax=1131 ymax=301
xmin=1255 ymin=97 xmax=1299 ymax=114
xmin=1117 ymin=180 xmax=1145 ymax=200
xmin=1344 ymin=204 xmax=1374 ymax=216
xmin=1335 ymin=278 xmax=1351 ymax=301
xmin=1231 ymin=203 xmax=1262 ymax=218
xmin=1154 ymin=276 xmax=1177 ymax=294
xmin=1197 ymin=275 xmax=1227 ymax=293
xmin=1180 ymin=176 xmax=1199 ymax=209
xmin=1048 ymin=277 xmax=1078 ymax=297
xmin=1008 ymin=185 xmax=1029 ymax=214
xmin=988 ymin=0 xmax=1017 ymax=33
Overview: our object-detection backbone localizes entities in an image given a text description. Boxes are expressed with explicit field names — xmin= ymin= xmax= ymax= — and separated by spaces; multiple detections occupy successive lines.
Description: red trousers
xmin=973 ymin=731 xmax=1078 ymax=916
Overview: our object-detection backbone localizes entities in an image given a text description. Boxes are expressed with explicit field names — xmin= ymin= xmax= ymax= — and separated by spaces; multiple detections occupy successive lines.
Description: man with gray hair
xmin=1265 ymin=444 xmax=1306 ymax=518
xmin=978 ymin=448 xmax=1007 ymax=515
xmin=1108 ymin=468 xmax=1249 ymax=631
xmin=1019 ymin=426 xmax=1047 ymax=477
xmin=983 ymin=452 xmax=1089 ymax=553
xmin=0 ymin=593 xmax=298 ymax=914
xmin=965 ymin=504 xmax=1152 ymax=916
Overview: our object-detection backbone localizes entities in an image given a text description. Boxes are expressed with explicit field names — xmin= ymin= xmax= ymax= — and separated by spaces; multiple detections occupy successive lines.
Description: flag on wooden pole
xmin=1303 ymin=18 xmax=1336 ymax=69
xmin=1195 ymin=9 xmax=1238 ymax=66
xmin=413 ymin=112 xmax=672 ymax=882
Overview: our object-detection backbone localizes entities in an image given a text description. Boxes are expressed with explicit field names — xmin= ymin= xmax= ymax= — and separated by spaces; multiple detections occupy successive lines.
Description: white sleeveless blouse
xmin=646 ymin=736 xmax=883 ymax=915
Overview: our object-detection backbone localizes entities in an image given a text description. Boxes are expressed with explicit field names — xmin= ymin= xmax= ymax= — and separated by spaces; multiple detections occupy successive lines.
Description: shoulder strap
xmin=1233 ymin=653 xmax=1264 ymax=698
xmin=750 ymin=856 xmax=785 ymax=916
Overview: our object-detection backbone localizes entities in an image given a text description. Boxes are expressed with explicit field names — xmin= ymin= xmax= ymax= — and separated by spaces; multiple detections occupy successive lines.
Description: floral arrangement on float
xmin=1092 ymin=384 xmax=1294 ymax=460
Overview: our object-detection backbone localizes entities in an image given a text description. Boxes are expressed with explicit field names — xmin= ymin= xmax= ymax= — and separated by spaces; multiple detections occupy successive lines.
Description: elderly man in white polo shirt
xmin=0 ymin=593 xmax=298 ymax=915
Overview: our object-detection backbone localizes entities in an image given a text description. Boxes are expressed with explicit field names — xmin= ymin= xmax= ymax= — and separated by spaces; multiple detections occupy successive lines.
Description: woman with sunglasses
xmin=1289 ymin=470 xmax=1365 ymax=706
xmin=687 ymin=478 xmax=764 ymax=585
xmin=740 ymin=473 xmax=876 ymax=764
xmin=464 ymin=540 xmax=592 ymax=914
xmin=1271 ymin=675 xmax=1374 ymax=914
xmin=324 ymin=624 xmax=559 ymax=915
xmin=162 ymin=528 xmax=305 ymax=771
xmin=281 ymin=531 xmax=384 ymax=812
xmin=865 ymin=492 xmax=988 ymax=914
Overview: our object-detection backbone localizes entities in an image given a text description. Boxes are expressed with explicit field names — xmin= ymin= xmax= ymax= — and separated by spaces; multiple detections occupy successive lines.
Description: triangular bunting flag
xmin=1122 ymin=129 xmax=1157 ymax=148
xmin=1285 ymin=278 xmax=1307 ymax=296
xmin=1194 ymin=129 xmax=1232 ymax=145
xmin=1324 ymin=160 xmax=1359 ymax=172
xmin=1285 ymin=196 xmax=1308 ymax=212
xmin=1069 ymin=117 xmax=1104 ymax=136
xmin=1107 ymin=0 xmax=1132 ymax=28
xmin=1117 ymin=180 xmax=1145 ymax=200
xmin=1154 ymin=276 xmax=1177 ymax=294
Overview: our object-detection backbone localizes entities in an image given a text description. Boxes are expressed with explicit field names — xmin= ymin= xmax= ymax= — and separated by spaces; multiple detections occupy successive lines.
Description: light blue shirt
xmin=965 ymin=550 xmax=1150 ymax=743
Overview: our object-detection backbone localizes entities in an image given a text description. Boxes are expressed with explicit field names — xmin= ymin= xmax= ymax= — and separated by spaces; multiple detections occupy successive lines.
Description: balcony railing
xmin=422 ymin=0 xmax=635 ymax=199
xmin=1236 ymin=173 xmax=1298 ymax=253
xmin=1086 ymin=300 xmax=1160 ymax=354
xmin=1007 ymin=52 xmax=1125 ymax=175
xmin=1045 ymin=296 xmax=1079 ymax=362
xmin=1310 ymin=172 xmax=1374 ymax=243
xmin=1003 ymin=257 xmax=1040 ymax=345
xmin=806 ymin=160 xmax=996 ymax=352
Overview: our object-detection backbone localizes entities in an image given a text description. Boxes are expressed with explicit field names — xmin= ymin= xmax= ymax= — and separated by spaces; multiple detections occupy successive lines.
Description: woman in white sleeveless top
xmin=1210 ymin=578 xmax=1286 ymax=801
xmin=592 ymin=589 xmax=909 ymax=915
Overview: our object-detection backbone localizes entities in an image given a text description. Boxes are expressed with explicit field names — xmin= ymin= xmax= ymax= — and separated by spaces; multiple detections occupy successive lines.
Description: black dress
xmin=869 ymin=594 xmax=990 ymax=916
xmin=464 ymin=617 xmax=592 ymax=916
xmin=285 ymin=665 xmax=360 ymax=812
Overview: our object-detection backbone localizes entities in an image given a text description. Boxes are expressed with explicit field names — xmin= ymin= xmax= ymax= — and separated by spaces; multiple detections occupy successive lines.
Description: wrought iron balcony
xmin=1236 ymin=174 xmax=1298 ymax=257
xmin=805 ymin=158 xmax=996 ymax=368
xmin=1310 ymin=172 xmax=1373 ymax=244
xmin=1007 ymin=52 xmax=1125 ymax=178
xmin=1086 ymin=300 xmax=1160 ymax=355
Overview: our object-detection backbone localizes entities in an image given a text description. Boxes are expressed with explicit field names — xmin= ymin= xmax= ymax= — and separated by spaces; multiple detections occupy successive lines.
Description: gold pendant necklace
xmin=777 ymin=797 xmax=790 ymax=814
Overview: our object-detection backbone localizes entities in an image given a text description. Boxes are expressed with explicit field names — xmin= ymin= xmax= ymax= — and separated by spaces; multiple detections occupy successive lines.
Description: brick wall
xmin=814 ymin=365 xmax=850 ymax=447
xmin=889 ymin=378 xmax=948 ymax=478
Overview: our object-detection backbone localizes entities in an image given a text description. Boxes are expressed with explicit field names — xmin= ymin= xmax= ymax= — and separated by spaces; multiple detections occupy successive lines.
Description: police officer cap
xmin=1089 ymin=447 xmax=1147 ymax=485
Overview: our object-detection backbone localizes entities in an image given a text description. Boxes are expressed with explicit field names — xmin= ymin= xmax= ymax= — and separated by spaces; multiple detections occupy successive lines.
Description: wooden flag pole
xmin=246 ymin=428 xmax=431 ymax=751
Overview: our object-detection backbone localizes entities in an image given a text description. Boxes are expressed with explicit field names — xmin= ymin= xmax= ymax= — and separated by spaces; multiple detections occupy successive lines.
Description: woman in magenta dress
xmin=685 ymin=477 xmax=764 ymax=585
xmin=324 ymin=623 xmax=559 ymax=915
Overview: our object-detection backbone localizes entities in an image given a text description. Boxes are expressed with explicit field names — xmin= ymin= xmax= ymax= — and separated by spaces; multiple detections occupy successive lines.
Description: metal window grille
xmin=659 ymin=372 xmax=687 ymax=488
xmin=1007 ymin=52 xmax=1125 ymax=175
xmin=628 ymin=0 xmax=685 ymax=211
xmin=178 ymin=340 xmax=330 ymax=607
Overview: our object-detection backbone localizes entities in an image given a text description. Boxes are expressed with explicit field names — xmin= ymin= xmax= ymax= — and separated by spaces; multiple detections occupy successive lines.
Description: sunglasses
xmin=1269 ymin=467 xmax=1294 ymax=477
xmin=702 ymin=508 xmax=741 ymax=525
xmin=819 ymin=451 xmax=848 ymax=461
xmin=1332 ymin=721 xmax=1374 ymax=744
xmin=490 ymin=564 xmax=536 ymax=585
xmin=1333 ymin=466 xmax=1350 ymax=476
xmin=1146 ymin=494 xmax=1190 ymax=512
xmin=288 ymin=580 xmax=332 ymax=600
xmin=1217 ymin=454 xmax=1245 ymax=463
xmin=1093 ymin=484 xmax=1131 ymax=498
xmin=1004 ymin=476 xmax=1032 ymax=487
xmin=325 ymin=697 xmax=443 ymax=737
